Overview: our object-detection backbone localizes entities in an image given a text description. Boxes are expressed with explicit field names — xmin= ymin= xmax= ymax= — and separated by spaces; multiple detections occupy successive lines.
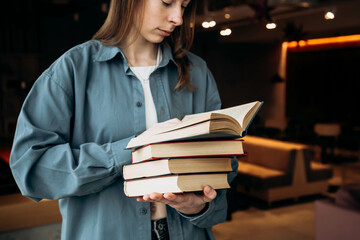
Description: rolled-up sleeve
xmin=10 ymin=61 xmax=133 ymax=202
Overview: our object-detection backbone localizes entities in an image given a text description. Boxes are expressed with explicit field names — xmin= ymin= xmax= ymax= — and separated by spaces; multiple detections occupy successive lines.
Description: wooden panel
xmin=0 ymin=193 xmax=61 ymax=232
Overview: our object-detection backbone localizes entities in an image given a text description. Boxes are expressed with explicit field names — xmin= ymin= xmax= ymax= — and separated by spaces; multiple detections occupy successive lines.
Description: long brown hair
xmin=93 ymin=0 xmax=197 ymax=91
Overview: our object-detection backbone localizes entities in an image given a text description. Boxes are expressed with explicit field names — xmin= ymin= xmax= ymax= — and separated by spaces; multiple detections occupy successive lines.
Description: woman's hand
xmin=137 ymin=185 xmax=217 ymax=215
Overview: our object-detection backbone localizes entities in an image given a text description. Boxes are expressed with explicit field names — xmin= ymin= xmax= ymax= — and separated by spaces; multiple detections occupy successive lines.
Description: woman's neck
xmin=121 ymin=40 xmax=158 ymax=67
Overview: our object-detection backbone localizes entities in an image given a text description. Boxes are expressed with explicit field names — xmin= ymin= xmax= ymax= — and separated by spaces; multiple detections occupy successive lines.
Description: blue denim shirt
xmin=10 ymin=40 xmax=238 ymax=240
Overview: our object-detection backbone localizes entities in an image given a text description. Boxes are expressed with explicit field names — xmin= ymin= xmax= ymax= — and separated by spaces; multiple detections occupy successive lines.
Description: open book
xmin=126 ymin=100 xmax=263 ymax=149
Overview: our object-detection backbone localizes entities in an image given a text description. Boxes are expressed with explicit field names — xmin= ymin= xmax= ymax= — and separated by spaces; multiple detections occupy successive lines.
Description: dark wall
xmin=40 ymin=4 xmax=107 ymax=68
xmin=0 ymin=1 xmax=108 ymax=139
xmin=286 ymin=46 xmax=360 ymax=125
xmin=192 ymin=31 xmax=283 ymax=117
xmin=0 ymin=0 xmax=107 ymax=69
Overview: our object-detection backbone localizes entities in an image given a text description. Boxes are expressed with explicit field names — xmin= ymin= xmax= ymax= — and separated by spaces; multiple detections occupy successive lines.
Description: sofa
xmin=236 ymin=135 xmax=333 ymax=205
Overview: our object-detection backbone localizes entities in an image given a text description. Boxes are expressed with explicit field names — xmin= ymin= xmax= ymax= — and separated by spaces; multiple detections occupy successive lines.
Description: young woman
xmin=10 ymin=0 xmax=238 ymax=239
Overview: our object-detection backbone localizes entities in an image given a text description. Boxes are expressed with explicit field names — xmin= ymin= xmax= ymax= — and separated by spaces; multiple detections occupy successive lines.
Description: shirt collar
xmin=159 ymin=44 xmax=177 ymax=67
xmin=93 ymin=41 xmax=177 ymax=67
xmin=93 ymin=41 xmax=125 ymax=62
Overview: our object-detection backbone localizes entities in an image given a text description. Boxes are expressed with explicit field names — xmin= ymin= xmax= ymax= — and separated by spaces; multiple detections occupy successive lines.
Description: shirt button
xmin=139 ymin=208 xmax=147 ymax=215
xmin=136 ymin=101 xmax=142 ymax=107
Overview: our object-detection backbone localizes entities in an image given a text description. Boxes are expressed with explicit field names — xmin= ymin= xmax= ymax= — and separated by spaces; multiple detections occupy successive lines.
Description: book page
xmin=182 ymin=101 xmax=260 ymax=129
xmin=136 ymin=118 xmax=182 ymax=138
xmin=126 ymin=101 xmax=262 ymax=149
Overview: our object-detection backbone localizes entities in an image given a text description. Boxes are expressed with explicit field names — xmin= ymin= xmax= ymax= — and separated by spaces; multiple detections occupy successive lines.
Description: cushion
xmin=237 ymin=161 xmax=291 ymax=189
xmin=242 ymin=141 xmax=296 ymax=172
xmin=303 ymin=149 xmax=333 ymax=182
xmin=335 ymin=184 xmax=360 ymax=210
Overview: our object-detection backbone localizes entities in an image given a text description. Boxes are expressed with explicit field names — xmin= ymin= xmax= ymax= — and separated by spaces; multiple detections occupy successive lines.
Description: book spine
xmin=123 ymin=181 xmax=129 ymax=197
xmin=133 ymin=153 xmax=245 ymax=163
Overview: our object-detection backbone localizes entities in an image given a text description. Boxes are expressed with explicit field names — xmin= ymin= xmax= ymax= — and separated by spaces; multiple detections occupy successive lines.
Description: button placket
xmin=131 ymin=76 xmax=146 ymax=135
xmin=139 ymin=208 xmax=147 ymax=215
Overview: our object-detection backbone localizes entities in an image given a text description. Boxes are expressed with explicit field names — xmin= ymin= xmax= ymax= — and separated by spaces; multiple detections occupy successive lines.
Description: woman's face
xmin=136 ymin=0 xmax=191 ymax=43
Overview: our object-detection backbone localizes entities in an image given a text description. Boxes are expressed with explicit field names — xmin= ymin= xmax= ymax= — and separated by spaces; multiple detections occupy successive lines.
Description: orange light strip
xmin=284 ymin=34 xmax=360 ymax=49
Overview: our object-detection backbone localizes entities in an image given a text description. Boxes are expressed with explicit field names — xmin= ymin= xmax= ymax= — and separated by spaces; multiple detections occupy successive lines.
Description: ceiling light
xmin=101 ymin=3 xmax=108 ymax=13
xmin=208 ymin=20 xmax=216 ymax=27
xmin=224 ymin=13 xmax=231 ymax=19
xmin=73 ymin=13 xmax=79 ymax=22
xmin=324 ymin=11 xmax=335 ymax=20
xmin=266 ymin=22 xmax=277 ymax=30
xmin=299 ymin=2 xmax=310 ymax=8
xmin=220 ymin=28 xmax=232 ymax=36
xmin=202 ymin=21 xmax=210 ymax=28
xmin=284 ymin=34 xmax=360 ymax=50
xmin=202 ymin=20 xmax=216 ymax=29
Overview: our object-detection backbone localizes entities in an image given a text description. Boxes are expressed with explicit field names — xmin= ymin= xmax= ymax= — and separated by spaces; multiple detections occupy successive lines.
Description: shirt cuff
xmin=110 ymin=135 xmax=135 ymax=175
xmin=177 ymin=200 xmax=215 ymax=221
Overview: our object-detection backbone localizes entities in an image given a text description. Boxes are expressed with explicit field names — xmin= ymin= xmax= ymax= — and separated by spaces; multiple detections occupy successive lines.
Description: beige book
xmin=131 ymin=139 xmax=244 ymax=163
xmin=124 ymin=173 xmax=230 ymax=197
xmin=123 ymin=157 xmax=232 ymax=180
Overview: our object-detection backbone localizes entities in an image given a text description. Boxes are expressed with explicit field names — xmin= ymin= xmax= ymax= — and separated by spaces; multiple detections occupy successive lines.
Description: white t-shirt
xmin=129 ymin=47 xmax=162 ymax=129
xmin=129 ymin=47 xmax=167 ymax=220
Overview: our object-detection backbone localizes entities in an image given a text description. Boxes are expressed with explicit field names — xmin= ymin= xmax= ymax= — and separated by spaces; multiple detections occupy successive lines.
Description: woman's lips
xmin=158 ymin=29 xmax=171 ymax=37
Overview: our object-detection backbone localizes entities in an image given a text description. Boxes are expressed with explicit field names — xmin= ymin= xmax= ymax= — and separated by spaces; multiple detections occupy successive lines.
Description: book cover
xmin=123 ymin=173 xmax=230 ymax=197
xmin=131 ymin=139 xmax=244 ymax=163
xmin=123 ymin=157 xmax=232 ymax=180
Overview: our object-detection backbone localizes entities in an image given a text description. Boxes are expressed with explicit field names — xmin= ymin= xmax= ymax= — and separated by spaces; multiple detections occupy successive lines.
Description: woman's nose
xmin=168 ymin=6 xmax=183 ymax=26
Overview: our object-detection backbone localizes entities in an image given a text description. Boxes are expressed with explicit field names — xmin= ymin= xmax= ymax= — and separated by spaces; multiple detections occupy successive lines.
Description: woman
xmin=10 ymin=0 xmax=238 ymax=239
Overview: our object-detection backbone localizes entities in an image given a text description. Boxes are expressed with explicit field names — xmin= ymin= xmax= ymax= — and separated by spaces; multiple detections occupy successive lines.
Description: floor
xmin=0 ymin=222 xmax=61 ymax=240
xmin=0 ymin=200 xmax=317 ymax=240
xmin=213 ymin=199 xmax=317 ymax=240
xmin=212 ymin=162 xmax=360 ymax=240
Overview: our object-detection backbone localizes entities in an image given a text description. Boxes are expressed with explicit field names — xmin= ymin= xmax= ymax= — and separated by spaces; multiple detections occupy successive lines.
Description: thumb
xmin=202 ymin=185 xmax=217 ymax=202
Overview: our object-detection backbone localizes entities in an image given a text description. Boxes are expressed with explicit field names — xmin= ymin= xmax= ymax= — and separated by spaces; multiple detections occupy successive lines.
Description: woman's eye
xmin=162 ymin=0 xmax=171 ymax=6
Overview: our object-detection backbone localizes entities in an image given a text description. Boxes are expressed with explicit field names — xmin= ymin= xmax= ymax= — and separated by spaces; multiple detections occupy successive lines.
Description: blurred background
xmin=1 ymin=0 xmax=359 ymax=145
xmin=0 ymin=0 xmax=360 ymax=239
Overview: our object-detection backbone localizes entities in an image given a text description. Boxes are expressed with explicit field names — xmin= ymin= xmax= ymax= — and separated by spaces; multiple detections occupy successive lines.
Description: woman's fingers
xmin=202 ymin=185 xmax=217 ymax=202
xmin=136 ymin=186 xmax=216 ymax=212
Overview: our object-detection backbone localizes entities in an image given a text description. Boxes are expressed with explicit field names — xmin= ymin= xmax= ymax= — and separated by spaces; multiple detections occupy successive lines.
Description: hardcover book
xmin=123 ymin=173 xmax=230 ymax=197
xmin=126 ymin=101 xmax=263 ymax=149
xmin=123 ymin=157 xmax=232 ymax=180
xmin=131 ymin=139 xmax=244 ymax=163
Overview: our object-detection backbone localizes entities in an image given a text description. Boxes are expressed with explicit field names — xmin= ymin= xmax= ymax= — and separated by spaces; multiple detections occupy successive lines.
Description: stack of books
xmin=123 ymin=101 xmax=263 ymax=197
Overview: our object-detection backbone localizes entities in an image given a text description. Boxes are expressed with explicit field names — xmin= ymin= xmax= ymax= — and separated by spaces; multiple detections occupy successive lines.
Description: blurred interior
xmin=0 ymin=0 xmax=359 ymax=239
